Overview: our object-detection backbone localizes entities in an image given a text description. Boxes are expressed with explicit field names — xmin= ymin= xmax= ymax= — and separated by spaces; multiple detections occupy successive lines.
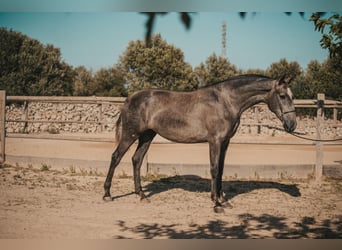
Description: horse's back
xmin=126 ymin=88 xmax=195 ymax=110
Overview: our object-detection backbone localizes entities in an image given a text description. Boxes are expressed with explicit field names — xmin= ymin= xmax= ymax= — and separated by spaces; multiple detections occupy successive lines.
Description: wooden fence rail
xmin=4 ymin=95 xmax=342 ymax=135
xmin=6 ymin=96 xmax=124 ymax=133
xmin=6 ymin=95 xmax=126 ymax=103
xmin=1 ymin=92 xmax=342 ymax=179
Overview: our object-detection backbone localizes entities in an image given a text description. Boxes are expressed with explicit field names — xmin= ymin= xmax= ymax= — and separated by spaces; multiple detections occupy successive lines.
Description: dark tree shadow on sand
xmin=114 ymin=214 xmax=342 ymax=239
xmin=113 ymin=175 xmax=341 ymax=238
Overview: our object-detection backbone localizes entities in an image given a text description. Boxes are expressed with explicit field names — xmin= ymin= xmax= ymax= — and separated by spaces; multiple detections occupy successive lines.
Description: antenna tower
xmin=221 ymin=20 xmax=227 ymax=58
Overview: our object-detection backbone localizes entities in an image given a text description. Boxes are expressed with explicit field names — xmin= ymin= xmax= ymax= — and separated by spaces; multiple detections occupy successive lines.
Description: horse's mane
xmin=200 ymin=74 xmax=272 ymax=89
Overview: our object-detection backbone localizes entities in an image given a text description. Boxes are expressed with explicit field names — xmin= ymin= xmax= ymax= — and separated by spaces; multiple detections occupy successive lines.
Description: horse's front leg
xmin=218 ymin=139 xmax=233 ymax=208
xmin=209 ymin=139 xmax=230 ymax=213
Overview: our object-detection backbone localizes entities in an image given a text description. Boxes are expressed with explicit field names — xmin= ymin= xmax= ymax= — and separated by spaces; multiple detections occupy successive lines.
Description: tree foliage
xmin=194 ymin=53 xmax=238 ymax=87
xmin=2 ymin=17 xmax=341 ymax=101
xmin=73 ymin=66 xmax=94 ymax=96
xmin=265 ymin=57 xmax=341 ymax=100
xmin=268 ymin=58 xmax=342 ymax=101
xmin=305 ymin=12 xmax=342 ymax=100
xmin=310 ymin=13 xmax=342 ymax=63
xmin=141 ymin=12 xmax=192 ymax=46
xmin=265 ymin=58 xmax=303 ymax=81
xmin=315 ymin=59 xmax=342 ymax=100
xmin=119 ymin=34 xmax=196 ymax=93
xmin=0 ymin=28 xmax=75 ymax=95
xmin=91 ymin=67 xmax=127 ymax=97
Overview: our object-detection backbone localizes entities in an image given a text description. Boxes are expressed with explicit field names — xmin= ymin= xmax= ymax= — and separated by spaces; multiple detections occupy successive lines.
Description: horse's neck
xmin=228 ymin=81 xmax=273 ymax=116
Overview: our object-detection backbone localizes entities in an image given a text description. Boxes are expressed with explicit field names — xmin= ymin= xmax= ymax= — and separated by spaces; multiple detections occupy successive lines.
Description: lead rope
xmin=287 ymin=132 xmax=342 ymax=142
xmin=261 ymin=124 xmax=342 ymax=142
xmin=280 ymin=109 xmax=342 ymax=142
xmin=288 ymin=131 xmax=342 ymax=142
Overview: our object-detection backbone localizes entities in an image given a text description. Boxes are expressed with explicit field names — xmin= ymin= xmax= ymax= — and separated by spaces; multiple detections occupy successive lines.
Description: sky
xmin=0 ymin=11 xmax=337 ymax=72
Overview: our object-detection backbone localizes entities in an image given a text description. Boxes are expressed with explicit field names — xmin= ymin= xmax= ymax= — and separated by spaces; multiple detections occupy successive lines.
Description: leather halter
xmin=283 ymin=109 xmax=296 ymax=115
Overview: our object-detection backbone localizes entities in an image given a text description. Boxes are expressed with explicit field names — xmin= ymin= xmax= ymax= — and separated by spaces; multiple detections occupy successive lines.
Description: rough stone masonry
xmin=5 ymin=101 xmax=342 ymax=138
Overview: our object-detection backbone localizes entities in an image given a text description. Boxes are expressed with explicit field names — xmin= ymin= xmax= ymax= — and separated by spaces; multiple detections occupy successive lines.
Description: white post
xmin=315 ymin=93 xmax=325 ymax=181
xmin=0 ymin=91 xmax=6 ymax=163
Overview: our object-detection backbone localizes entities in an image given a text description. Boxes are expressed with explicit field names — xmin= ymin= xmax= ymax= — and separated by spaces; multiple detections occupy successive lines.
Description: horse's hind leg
xmin=103 ymin=135 xmax=137 ymax=201
xmin=132 ymin=130 xmax=156 ymax=201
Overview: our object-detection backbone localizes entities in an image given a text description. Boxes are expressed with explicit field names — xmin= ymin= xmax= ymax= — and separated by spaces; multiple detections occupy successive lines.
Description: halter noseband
xmin=282 ymin=109 xmax=296 ymax=115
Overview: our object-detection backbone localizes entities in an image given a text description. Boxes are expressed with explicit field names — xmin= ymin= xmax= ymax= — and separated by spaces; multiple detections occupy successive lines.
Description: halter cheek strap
xmin=283 ymin=110 xmax=296 ymax=115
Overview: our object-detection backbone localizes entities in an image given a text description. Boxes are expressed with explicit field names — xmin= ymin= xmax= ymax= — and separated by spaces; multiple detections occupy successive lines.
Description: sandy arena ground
xmin=0 ymin=134 xmax=341 ymax=238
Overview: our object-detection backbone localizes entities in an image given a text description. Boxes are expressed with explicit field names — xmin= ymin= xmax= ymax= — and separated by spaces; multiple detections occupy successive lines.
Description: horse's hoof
xmin=103 ymin=196 xmax=113 ymax=202
xmin=140 ymin=197 xmax=151 ymax=203
xmin=222 ymin=201 xmax=233 ymax=209
xmin=214 ymin=205 xmax=225 ymax=213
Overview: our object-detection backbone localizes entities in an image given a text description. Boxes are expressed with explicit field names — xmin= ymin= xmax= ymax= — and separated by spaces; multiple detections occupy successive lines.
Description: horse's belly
xmin=149 ymin=109 xmax=208 ymax=143
xmin=154 ymin=126 xmax=208 ymax=143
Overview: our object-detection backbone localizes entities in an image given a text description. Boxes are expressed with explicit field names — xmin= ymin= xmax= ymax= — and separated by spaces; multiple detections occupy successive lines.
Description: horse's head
xmin=267 ymin=76 xmax=297 ymax=133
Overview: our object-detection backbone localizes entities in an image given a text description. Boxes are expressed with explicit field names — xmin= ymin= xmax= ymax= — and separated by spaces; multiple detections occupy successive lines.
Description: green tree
xmin=0 ymin=28 xmax=25 ymax=95
xmin=310 ymin=13 xmax=342 ymax=64
xmin=243 ymin=68 xmax=266 ymax=75
xmin=194 ymin=53 xmax=238 ymax=87
xmin=90 ymin=67 xmax=127 ymax=97
xmin=0 ymin=28 xmax=75 ymax=96
xmin=291 ymin=60 xmax=323 ymax=99
xmin=266 ymin=58 xmax=303 ymax=81
xmin=310 ymin=13 xmax=342 ymax=100
xmin=318 ymin=59 xmax=342 ymax=100
xmin=119 ymin=34 xmax=196 ymax=93
xmin=73 ymin=66 xmax=94 ymax=96
xmin=291 ymin=59 xmax=342 ymax=100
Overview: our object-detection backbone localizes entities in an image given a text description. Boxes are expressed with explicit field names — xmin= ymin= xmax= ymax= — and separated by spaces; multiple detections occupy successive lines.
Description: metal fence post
xmin=0 ymin=90 xmax=6 ymax=164
xmin=315 ymin=93 xmax=325 ymax=181
xmin=23 ymin=101 xmax=29 ymax=133
xmin=99 ymin=102 xmax=103 ymax=132
xmin=333 ymin=106 xmax=337 ymax=138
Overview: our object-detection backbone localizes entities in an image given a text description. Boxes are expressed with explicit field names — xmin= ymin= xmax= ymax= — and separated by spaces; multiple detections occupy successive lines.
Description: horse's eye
xmin=279 ymin=94 xmax=286 ymax=100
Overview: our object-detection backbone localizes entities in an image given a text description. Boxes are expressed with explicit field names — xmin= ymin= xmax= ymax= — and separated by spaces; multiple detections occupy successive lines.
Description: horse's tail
xmin=115 ymin=113 xmax=122 ymax=142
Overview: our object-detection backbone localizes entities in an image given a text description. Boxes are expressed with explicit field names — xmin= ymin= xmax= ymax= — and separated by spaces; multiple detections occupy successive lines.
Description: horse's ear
xmin=278 ymin=75 xmax=294 ymax=86
xmin=278 ymin=75 xmax=286 ymax=85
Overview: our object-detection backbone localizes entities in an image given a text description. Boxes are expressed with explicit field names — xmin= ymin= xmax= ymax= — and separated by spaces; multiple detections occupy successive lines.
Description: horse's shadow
xmin=142 ymin=175 xmax=301 ymax=200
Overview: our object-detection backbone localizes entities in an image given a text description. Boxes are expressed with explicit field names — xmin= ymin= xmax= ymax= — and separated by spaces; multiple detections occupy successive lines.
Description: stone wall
xmin=6 ymin=102 xmax=121 ymax=134
xmin=239 ymin=106 xmax=341 ymax=137
xmin=5 ymin=101 xmax=342 ymax=138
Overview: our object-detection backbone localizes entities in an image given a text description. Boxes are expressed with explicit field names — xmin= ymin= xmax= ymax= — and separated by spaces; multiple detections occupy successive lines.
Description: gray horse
xmin=103 ymin=74 xmax=296 ymax=212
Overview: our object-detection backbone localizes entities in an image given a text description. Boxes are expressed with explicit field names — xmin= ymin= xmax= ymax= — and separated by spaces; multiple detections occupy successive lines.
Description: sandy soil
xmin=0 ymin=163 xmax=341 ymax=239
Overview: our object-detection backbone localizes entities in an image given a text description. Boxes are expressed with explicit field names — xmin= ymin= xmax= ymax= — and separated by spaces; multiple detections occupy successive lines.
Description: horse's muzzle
xmin=283 ymin=117 xmax=297 ymax=133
